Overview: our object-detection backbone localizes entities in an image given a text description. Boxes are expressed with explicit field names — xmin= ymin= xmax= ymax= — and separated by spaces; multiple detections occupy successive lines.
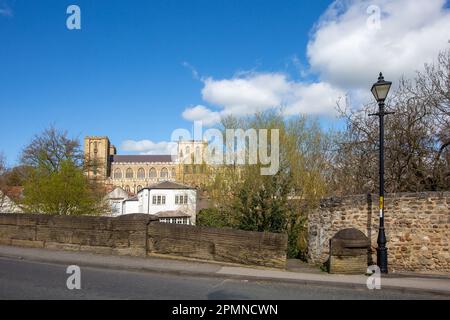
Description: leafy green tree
xmin=23 ymin=160 xmax=105 ymax=215
xmin=202 ymin=112 xmax=330 ymax=259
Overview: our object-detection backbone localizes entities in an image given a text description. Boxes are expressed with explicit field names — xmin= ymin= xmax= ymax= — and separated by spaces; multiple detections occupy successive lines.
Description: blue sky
xmin=1 ymin=0 xmax=449 ymax=165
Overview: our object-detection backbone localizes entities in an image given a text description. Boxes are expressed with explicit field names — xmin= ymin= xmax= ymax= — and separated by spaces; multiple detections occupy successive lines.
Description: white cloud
xmin=182 ymin=105 xmax=221 ymax=126
xmin=181 ymin=73 xmax=345 ymax=125
xmin=121 ymin=140 xmax=176 ymax=155
xmin=180 ymin=0 xmax=450 ymax=125
xmin=201 ymin=73 xmax=289 ymax=115
xmin=307 ymin=0 xmax=450 ymax=89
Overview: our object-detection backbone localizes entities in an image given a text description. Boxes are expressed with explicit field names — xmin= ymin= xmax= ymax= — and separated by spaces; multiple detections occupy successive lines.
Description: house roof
xmin=111 ymin=155 xmax=174 ymax=163
xmin=155 ymin=210 xmax=191 ymax=218
xmin=144 ymin=181 xmax=195 ymax=190
xmin=1 ymin=186 xmax=23 ymax=200
xmin=104 ymin=186 xmax=131 ymax=200
xmin=124 ymin=196 xmax=138 ymax=202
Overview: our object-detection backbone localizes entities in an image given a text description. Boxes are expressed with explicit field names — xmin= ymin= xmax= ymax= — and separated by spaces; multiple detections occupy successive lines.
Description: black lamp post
xmin=370 ymin=72 xmax=392 ymax=274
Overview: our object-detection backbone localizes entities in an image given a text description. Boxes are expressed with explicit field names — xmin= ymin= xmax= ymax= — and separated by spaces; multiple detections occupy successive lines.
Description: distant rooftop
xmin=155 ymin=210 xmax=191 ymax=218
xmin=142 ymin=181 xmax=195 ymax=190
xmin=111 ymin=155 xmax=174 ymax=163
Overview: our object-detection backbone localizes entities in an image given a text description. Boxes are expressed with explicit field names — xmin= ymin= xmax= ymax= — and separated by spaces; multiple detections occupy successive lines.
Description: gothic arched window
xmin=124 ymin=185 xmax=130 ymax=192
xmin=160 ymin=167 xmax=169 ymax=179
xmin=171 ymin=168 xmax=176 ymax=178
xmin=186 ymin=146 xmax=190 ymax=155
xmin=114 ymin=169 xmax=122 ymax=179
xmin=126 ymin=168 xmax=134 ymax=179
xmin=137 ymin=185 xmax=143 ymax=192
xmin=137 ymin=168 xmax=145 ymax=179
xmin=149 ymin=168 xmax=157 ymax=178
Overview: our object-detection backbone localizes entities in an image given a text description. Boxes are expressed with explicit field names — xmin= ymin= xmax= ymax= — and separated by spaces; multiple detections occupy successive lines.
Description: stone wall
xmin=0 ymin=213 xmax=287 ymax=268
xmin=308 ymin=192 xmax=450 ymax=273
xmin=147 ymin=223 xmax=287 ymax=268
xmin=0 ymin=213 xmax=151 ymax=256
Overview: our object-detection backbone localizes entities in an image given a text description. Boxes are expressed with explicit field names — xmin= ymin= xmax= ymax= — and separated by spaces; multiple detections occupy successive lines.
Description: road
xmin=0 ymin=257 xmax=446 ymax=300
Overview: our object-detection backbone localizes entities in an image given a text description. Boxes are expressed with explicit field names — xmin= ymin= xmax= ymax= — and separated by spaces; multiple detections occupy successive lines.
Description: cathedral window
xmin=114 ymin=169 xmax=122 ymax=179
xmin=137 ymin=168 xmax=145 ymax=179
xmin=149 ymin=168 xmax=157 ymax=178
xmin=126 ymin=168 xmax=134 ymax=179
xmin=160 ymin=167 xmax=169 ymax=179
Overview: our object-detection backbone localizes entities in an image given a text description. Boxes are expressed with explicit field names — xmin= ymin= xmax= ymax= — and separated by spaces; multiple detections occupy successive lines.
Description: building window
xmin=125 ymin=185 xmax=130 ymax=192
xmin=136 ymin=185 xmax=143 ymax=192
xmin=149 ymin=168 xmax=157 ymax=178
xmin=137 ymin=168 xmax=145 ymax=179
xmin=152 ymin=195 xmax=166 ymax=205
xmin=175 ymin=195 xmax=188 ymax=204
xmin=171 ymin=168 xmax=176 ymax=178
xmin=160 ymin=167 xmax=169 ymax=179
xmin=114 ymin=169 xmax=122 ymax=179
xmin=186 ymin=146 xmax=190 ymax=155
xmin=126 ymin=168 xmax=134 ymax=179
xmin=184 ymin=165 xmax=190 ymax=174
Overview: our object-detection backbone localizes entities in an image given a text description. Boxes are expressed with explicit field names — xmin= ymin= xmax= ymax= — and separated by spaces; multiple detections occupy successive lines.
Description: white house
xmin=122 ymin=196 xmax=139 ymax=215
xmin=117 ymin=181 xmax=196 ymax=225
xmin=103 ymin=186 xmax=131 ymax=216
xmin=0 ymin=190 xmax=23 ymax=213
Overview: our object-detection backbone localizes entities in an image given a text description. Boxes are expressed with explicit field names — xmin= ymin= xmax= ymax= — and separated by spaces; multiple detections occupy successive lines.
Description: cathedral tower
xmin=84 ymin=136 xmax=112 ymax=180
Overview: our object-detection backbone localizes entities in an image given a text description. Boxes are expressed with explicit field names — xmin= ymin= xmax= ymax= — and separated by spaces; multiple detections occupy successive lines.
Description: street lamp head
xmin=371 ymin=72 xmax=392 ymax=102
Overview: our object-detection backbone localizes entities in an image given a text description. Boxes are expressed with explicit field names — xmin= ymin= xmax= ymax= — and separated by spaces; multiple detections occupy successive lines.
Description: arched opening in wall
xmin=126 ymin=168 xmax=134 ymax=179
xmin=195 ymin=146 xmax=201 ymax=163
xmin=171 ymin=168 xmax=176 ymax=178
xmin=137 ymin=168 xmax=145 ymax=179
xmin=160 ymin=167 xmax=169 ymax=180
xmin=114 ymin=169 xmax=122 ymax=179
xmin=125 ymin=185 xmax=130 ymax=192
xmin=149 ymin=167 xmax=157 ymax=179
xmin=137 ymin=185 xmax=143 ymax=192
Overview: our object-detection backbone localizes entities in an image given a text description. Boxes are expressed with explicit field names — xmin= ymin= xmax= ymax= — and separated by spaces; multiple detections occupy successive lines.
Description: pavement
xmin=0 ymin=245 xmax=449 ymax=298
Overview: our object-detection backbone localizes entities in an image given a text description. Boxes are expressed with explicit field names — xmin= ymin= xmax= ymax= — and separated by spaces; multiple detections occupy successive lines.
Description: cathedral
xmin=84 ymin=136 xmax=208 ymax=194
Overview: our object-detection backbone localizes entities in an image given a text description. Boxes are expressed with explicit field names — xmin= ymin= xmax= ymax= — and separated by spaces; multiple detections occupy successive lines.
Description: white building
xmin=120 ymin=181 xmax=197 ymax=225
xmin=122 ymin=196 xmax=139 ymax=215
xmin=104 ymin=186 xmax=131 ymax=216
xmin=0 ymin=190 xmax=23 ymax=213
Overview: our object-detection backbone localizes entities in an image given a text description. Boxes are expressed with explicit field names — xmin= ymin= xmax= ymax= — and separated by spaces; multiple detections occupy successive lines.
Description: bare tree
xmin=330 ymin=50 xmax=450 ymax=194
xmin=21 ymin=125 xmax=82 ymax=172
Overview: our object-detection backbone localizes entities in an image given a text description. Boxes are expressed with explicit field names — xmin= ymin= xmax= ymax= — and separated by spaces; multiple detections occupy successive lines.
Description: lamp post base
xmin=377 ymin=247 xmax=388 ymax=274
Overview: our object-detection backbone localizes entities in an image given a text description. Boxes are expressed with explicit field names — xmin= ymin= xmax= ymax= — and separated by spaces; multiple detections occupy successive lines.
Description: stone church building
xmin=84 ymin=136 xmax=208 ymax=194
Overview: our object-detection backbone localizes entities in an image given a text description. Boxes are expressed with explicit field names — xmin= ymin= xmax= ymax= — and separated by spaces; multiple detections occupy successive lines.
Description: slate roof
xmin=155 ymin=210 xmax=191 ymax=218
xmin=111 ymin=155 xmax=174 ymax=163
xmin=144 ymin=181 xmax=195 ymax=190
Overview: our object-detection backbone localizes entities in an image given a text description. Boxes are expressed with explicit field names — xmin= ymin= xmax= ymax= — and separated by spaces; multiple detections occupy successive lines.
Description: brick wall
xmin=308 ymin=192 xmax=450 ymax=273
xmin=0 ymin=213 xmax=287 ymax=268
